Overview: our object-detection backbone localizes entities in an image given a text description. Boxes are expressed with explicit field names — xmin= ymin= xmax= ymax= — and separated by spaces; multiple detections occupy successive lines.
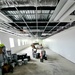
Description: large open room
xmin=0 ymin=0 xmax=75 ymax=75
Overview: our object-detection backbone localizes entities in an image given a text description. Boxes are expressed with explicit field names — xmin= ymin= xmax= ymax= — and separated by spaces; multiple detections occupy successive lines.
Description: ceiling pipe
xmin=42 ymin=0 xmax=67 ymax=33
xmin=54 ymin=0 xmax=75 ymax=21
xmin=60 ymin=3 xmax=75 ymax=21
xmin=50 ymin=0 xmax=67 ymax=21
xmin=0 ymin=12 xmax=12 ymax=23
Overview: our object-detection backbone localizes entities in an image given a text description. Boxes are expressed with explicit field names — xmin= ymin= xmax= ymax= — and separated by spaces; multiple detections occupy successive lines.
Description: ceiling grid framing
xmin=0 ymin=0 xmax=25 ymax=32
xmin=42 ymin=10 xmax=55 ymax=33
xmin=0 ymin=0 xmax=59 ymax=8
xmin=47 ymin=22 xmax=72 ymax=37
xmin=0 ymin=9 xmax=24 ymax=31
xmin=10 ymin=0 xmax=34 ymax=37
xmin=36 ymin=0 xmax=38 ymax=37
xmin=48 ymin=22 xmax=60 ymax=34
xmin=0 ymin=0 xmax=71 ymax=39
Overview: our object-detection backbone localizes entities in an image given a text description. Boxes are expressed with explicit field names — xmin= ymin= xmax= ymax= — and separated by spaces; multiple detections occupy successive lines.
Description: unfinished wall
xmin=43 ymin=26 xmax=75 ymax=63
xmin=0 ymin=31 xmax=32 ymax=54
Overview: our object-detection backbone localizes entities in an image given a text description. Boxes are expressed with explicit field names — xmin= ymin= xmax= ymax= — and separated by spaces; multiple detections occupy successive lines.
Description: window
xmin=24 ymin=40 xmax=27 ymax=45
xmin=18 ymin=39 xmax=21 ymax=46
xmin=22 ymin=40 xmax=24 ymax=45
xmin=9 ymin=38 xmax=14 ymax=48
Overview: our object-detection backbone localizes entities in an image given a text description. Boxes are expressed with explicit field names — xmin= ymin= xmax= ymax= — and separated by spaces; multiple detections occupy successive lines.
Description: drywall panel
xmin=0 ymin=30 xmax=32 ymax=54
xmin=43 ymin=26 xmax=75 ymax=63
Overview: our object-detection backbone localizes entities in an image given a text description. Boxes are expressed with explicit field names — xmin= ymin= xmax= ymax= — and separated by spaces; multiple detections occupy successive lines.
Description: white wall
xmin=0 ymin=31 xmax=33 ymax=54
xmin=43 ymin=26 xmax=75 ymax=63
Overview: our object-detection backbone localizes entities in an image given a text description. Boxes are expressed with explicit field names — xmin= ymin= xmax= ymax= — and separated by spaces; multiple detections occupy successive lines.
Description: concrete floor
xmin=5 ymin=47 xmax=75 ymax=75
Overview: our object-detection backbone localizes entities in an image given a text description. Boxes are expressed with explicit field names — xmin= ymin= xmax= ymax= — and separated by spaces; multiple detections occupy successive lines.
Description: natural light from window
xmin=9 ymin=38 xmax=14 ymax=48
xmin=18 ymin=39 xmax=21 ymax=46
xmin=22 ymin=40 xmax=24 ymax=45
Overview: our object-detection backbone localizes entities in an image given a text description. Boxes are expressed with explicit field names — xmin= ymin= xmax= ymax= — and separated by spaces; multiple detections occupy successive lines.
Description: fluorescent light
xmin=42 ymin=33 xmax=51 ymax=36
xmin=30 ymin=29 xmax=43 ymax=32
xmin=42 ymin=33 xmax=47 ymax=36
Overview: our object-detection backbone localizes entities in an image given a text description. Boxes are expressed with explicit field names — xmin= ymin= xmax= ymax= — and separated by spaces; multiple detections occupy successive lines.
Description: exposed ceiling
xmin=0 ymin=0 xmax=59 ymax=7
xmin=0 ymin=0 xmax=75 ymax=39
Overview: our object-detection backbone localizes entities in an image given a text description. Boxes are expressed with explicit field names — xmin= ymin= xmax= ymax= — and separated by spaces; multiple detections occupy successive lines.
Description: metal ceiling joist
xmin=42 ymin=0 xmax=70 ymax=35
xmin=10 ymin=0 xmax=34 ymax=36
xmin=50 ymin=0 xmax=67 ymax=21
xmin=1 ymin=7 xmax=55 ymax=23
xmin=35 ymin=0 xmax=38 ymax=37
xmin=9 ymin=22 xmax=68 ymax=27
xmin=1 ymin=6 xmax=56 ymax=11
xmin=0 ymin=0 xmax=58 ymax=8
xmin=0 ymin=0 xmax=70 ymax=38
xmin=54 ymin=0 xmax=75 ymax=21
xmin=0 ymin=9 xmax=23 ymax=31
xmin=9 ymin=21 xmax=48 ymax=23
xmin=0 ymin=11 xmax=12 ymax=23
xmin=48 ymin=22 xmax=60 ymax=33
xmin=60 ymin=2 xmax=75 ymax=21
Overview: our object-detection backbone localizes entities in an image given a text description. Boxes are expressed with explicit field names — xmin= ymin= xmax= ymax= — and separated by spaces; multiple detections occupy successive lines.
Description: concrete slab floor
xmin=5 ymin=47 xmax=75 ymax=75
